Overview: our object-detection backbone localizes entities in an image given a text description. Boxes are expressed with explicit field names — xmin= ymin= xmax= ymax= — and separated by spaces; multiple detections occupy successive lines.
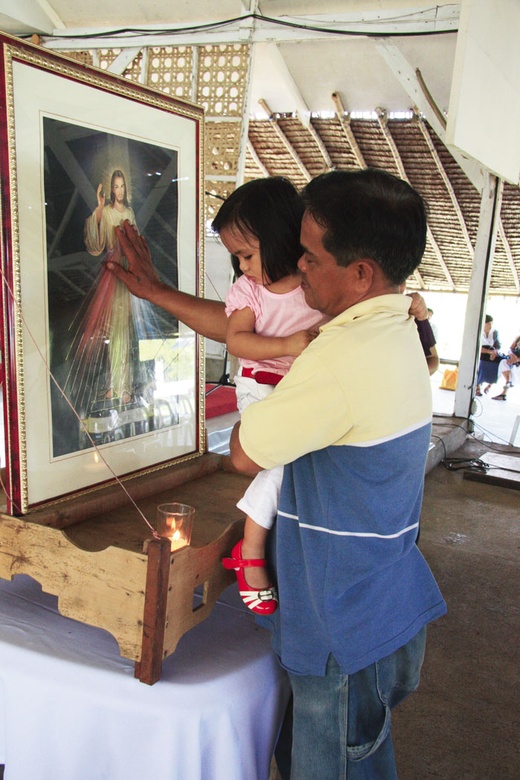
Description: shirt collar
xmin=320 ymin=294 xmax=411 ymax=331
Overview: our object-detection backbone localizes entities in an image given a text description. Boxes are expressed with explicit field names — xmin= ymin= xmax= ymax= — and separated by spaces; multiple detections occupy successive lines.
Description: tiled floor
xmin=431 ymin=366 xmax=520 ymax=447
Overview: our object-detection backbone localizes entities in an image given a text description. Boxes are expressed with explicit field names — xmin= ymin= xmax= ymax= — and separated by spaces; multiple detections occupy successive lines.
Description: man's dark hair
xmin=301 ymin=168 xmax=427 ymax=284
xmin=211 ymin=177 xmax=304 ymax=283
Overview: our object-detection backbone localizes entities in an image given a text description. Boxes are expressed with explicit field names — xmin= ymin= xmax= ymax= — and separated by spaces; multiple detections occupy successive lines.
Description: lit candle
xmin=156 ymin=503 xmax=195 ymax=551
xmin=169 ymin=527 xmax=186 ymax=551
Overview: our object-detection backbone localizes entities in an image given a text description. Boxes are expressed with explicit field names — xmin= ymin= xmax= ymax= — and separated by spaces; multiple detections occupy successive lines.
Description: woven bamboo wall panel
xmin=96 ymin=48 xmax=122 ymax=72
xmin=147 ymin=46 xmax=194 ymax=99
xmin=123 ymin=51 xmax=144 ymax=83
xmin=197 ymin=44 xmax=249 ymax=116
xmin=62 ymin=50 xmax=94 ymax=67
xmin=205 ymin=181 xmax=236 ymax=222
xmin=205 ymin=122 xmax=241 ymax=178
xmin=93 ymin=47 xmax=145 ymax=83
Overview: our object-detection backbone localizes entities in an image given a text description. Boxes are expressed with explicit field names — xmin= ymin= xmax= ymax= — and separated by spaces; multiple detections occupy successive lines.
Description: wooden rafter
xmin=103 ymin=48 xmax=142 ymax=75
xmin=415 ymin=113 xmax=474 ymax=261
xmin=375 ymin=107 xmax=455 ymax=291
xmin=258 ymin=99 xmax=311 ymax=181
xmin=247 ymin=140 xmax=269 ymax=176
xmin=498 ymin=221 xmax=520 ymax=293
xmin=255 ymin=43 xmax=332 ymax=172
xmin=373 ymin=39 xmax=485 ymax=192
xmin=331 ymin=92 xmax=366 ymax=169
xmin=302 ymin=116 xmax=333 ymax=171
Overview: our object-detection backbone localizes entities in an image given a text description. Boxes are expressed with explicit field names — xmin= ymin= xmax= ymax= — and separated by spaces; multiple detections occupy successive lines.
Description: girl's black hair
xmin=211 ymin=177 xmax=304 ymax=283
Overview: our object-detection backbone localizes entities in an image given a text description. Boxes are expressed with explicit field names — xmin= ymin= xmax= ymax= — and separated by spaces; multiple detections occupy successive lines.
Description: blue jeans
xmin=280 ymin=628 xmax=426 ymax=779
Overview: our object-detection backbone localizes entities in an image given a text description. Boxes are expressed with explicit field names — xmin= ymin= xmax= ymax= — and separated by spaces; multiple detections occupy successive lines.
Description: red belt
xmin=241 ymin=367 xmax=284 ymax=386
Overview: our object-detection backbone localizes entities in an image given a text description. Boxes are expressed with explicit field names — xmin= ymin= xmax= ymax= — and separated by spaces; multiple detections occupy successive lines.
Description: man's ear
xmin=354 ymin=259 xmax=375 ymax=291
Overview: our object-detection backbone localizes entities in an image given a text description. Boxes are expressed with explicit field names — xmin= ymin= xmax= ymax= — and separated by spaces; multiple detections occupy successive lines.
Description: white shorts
xmin=233 ymin=374 xmax=276 ymax=414
xmin=237 ymin=465 xmax=284 ymax=530
xmin=234 ymin=374 xmax=282 ymax=530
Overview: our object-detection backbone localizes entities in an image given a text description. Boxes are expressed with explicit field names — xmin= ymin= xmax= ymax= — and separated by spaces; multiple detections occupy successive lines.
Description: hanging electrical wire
xmin=35 ymin=11 xmax=458 ymax=43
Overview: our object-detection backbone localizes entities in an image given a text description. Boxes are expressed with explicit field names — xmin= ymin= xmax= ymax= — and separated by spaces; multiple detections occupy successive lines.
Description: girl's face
xmin=219 ymin=224 xmax=269 ymax=285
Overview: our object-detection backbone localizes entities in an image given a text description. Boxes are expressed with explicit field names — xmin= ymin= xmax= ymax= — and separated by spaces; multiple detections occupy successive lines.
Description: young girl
xmin=214 ymin=177 xmax=324 ymax=615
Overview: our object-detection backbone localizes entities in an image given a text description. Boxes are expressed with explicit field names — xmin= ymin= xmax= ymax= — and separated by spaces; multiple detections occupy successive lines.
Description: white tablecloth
xmin=0 ymin=575 xmax=290 ymax=780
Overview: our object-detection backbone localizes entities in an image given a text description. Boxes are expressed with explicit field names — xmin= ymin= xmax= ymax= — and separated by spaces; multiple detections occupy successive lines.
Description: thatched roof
xmin=245 ymin=111 xmax=520 ymax=295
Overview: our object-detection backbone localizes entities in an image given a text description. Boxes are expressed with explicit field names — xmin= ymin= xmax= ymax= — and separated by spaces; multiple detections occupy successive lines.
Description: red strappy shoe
xmin=222 ymin=540 xmax=278 ymax=615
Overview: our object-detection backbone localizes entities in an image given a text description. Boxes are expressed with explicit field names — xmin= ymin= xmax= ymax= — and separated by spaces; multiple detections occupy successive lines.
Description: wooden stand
xmin=0 ymin=453 xmax=248 ymax=684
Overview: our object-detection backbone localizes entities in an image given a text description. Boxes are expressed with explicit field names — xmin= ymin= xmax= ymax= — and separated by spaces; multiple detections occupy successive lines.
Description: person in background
xmin=427 ymin=307 xmax=439 ymax=340
xmin=476 ymin=314 xmax=501 ymax=396
xmin=229 ymin=168 xmax=446 ymax=779
xmin=492 ymin=333 xmax=520 ymax=400
xmin=416 ymin=316 xmax=439 ymax=375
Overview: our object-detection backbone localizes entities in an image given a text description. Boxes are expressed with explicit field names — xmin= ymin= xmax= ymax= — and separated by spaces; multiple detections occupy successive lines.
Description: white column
xmin=454 ymin=174 xmax=503 ymax=418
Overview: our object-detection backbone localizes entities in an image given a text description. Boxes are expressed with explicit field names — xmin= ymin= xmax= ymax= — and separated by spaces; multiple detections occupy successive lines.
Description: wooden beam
xmin=374 ymin=39 xmax=486 ymax=193
xmin=455 ymin=175 xmax=503 ymax=418
xmin=40 ymin=7 xmax=459 ymax=50
xmin=498 ymin=221 xmax=520 ymax=294
xmin=105 ymin=48 xmax=142 ymax=76
xmin=305 ymin=119 xmax=333 ymax=171
xmin=135 ymin=536 xmax=171 ymax=685
xmin=236 ymin=45 xmax=255 ymax=186
xmin=416 ymin=112 xmax=474 ymax=258
xmin=258 ymin=99 xmax=311 ymax=181
xmin=376 ymin=107 xmax=455 ymax=291
xmin=331 ymin=92 xmax=366 ymax=168
xmin=247 ymin=140 xmax=270 ymax=176
xmin=415 ymin=68 xmax=447 ymax=130
xmin=0 ymin=0 xmax=62 ymax=36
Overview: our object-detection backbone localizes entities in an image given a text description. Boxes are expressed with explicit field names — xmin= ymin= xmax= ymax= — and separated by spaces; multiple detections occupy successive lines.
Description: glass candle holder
xmin=156 ymin=503 xmax=195 ymax=551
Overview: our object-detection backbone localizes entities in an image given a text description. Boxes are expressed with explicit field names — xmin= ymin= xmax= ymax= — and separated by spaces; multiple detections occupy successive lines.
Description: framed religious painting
xmin=0 ymin=34 xmax=205 ymax=514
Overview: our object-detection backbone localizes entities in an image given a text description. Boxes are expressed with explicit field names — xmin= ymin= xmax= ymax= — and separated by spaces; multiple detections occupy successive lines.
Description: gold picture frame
xmin=0 ymin=34 xmax=205 ymax=514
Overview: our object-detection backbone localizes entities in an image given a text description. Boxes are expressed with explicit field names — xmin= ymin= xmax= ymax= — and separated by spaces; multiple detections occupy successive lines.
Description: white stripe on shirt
xmin=339 ymin=416 xmax=433 ymax=448
xmin=278 ymin=510 xmax=419 ymax=539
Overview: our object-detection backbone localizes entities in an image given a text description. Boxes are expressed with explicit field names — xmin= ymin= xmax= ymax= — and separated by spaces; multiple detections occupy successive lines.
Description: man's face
xmin=298 ymin=211 xmax=358 ymax=317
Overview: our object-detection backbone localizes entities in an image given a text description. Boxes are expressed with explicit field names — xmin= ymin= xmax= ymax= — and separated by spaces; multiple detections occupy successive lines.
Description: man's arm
xmin=230 ymin=422 xmax=263 ymax=476
xmin=109 ymin=220 xmax=228 ymax=343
